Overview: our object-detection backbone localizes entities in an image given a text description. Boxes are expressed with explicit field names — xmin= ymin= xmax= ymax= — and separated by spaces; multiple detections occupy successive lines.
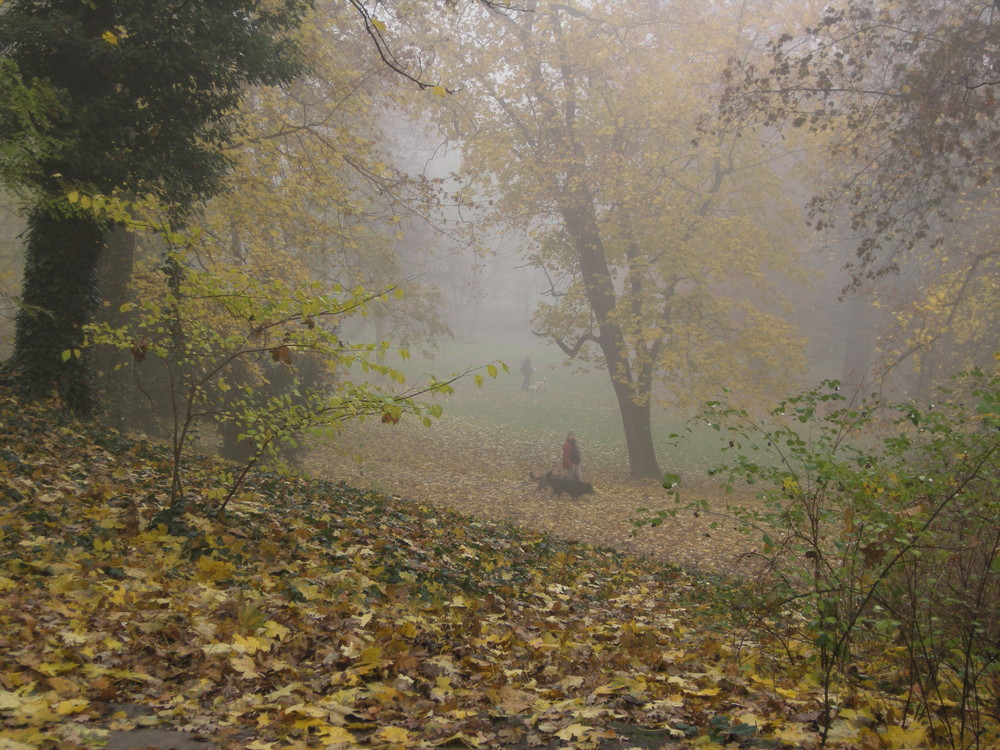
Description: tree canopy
xmin=415 ymin=0 xmax=808 ymax=477
xmin=0 ymin=0 xmax=310 ymax=206
xmin=202 ymin=1 xmax=452 ymax=353
xmin=730 ymin=0 xmax=999 ymax=284
xmin=721 ymin=0 xmax=1000 ymax=391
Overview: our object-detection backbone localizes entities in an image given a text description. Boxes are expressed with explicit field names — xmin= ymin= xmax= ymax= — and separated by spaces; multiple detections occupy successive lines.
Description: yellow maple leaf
xmin=650 ymin=696 xmax=684 ymax=709
xmin=55 ymin=698 xmax=89 ymax=715
xmin=774 ymin=723 xmax=814 ymax=743
xmin=825 ymin=718 xmax=861 ymax=743
xmin=430 ymin=675 xmax=453 ymax=700
xmin=0 ymin=690 xmax=28 ymax=711
xmin=317 ymin=725 xmax=356 ymax=743
xmin=110 ymin=583 xmax=128 ymax=605
xmin=880 ymin=724 xmax=929 ymax=749
xmin=556 ymin=723 xmax=591 ymax=741
xmin=261 ymin=619 xmax=290 ymax=641
xmin=287 ymin=702 xmax=326 ymax=719
xmin=1 ymin=691 xmax=56 ymax=726
xmin=36 ymin=661 xmax=77 ymax=677
xmin=374 ymin=725 xmax=413 ymax=744
xmin=265 ymin=683 xmax=303 ymax=701
xmin=295 ymin=582 xmax=321 ymax=600
xmin=233 ymin=633 xmax=269 ymax=654
xmin=46 ymin=676 xmax=78 ymax=698
xmin=229 ymin=654 xmax=260 ymax=679
xmin=195 ymin=555 xmax=236 ymax=582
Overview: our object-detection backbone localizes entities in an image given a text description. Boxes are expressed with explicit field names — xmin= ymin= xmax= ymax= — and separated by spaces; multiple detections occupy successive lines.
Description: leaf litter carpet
xmin=2 ymin=388 xmax=965 ymax=749
xmin=307 ymin=415 xmax=758 ymax=576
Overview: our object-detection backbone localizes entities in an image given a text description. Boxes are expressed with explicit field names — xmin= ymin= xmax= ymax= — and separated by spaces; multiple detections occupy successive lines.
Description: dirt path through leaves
xmin=307 ymin=415 xmax=759 ymax=575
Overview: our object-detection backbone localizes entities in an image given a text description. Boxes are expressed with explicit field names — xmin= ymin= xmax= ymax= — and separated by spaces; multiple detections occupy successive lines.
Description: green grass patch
xmin=399 ymin=336 xmax=724 ymax=479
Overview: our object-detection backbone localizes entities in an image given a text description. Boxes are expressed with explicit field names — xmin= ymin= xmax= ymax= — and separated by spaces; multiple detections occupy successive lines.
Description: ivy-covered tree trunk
xmin=93 ymin=228 xmax=138 ymax=426
xmin=0 ymin=0 xmax=310 ymax=414
xmin=11 ymin=209 xmax=105 ymax=413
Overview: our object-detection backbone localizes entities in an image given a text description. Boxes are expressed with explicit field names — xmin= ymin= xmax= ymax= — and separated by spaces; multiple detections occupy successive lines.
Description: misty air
xmin=0 ymin=1 xmax=997 ymax=748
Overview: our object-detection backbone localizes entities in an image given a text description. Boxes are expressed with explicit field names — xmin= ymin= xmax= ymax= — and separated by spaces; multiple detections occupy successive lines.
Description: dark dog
xmin=529 ymin=471 xmax=551 ymax=490
xmin=530 ymin=470 xmax=594 ymax=499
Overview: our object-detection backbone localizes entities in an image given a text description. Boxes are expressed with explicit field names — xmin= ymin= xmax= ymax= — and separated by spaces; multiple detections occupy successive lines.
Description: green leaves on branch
xmin=695 ymin=371 xmax=1000 ymax=745
xmin=59 ymin=188 xmax=191 ymax=241
xmin=0 ymin=59 xmax=65 ymax=195
xmin=82 ymin=251 xmax=491 ymax=510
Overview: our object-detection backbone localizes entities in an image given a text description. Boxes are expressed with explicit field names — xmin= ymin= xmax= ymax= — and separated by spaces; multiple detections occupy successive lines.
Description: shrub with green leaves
xmin=695 ymin=369 xmax=999 ymax=747
xmin=83 ymin=253 xmax=481 ymax=510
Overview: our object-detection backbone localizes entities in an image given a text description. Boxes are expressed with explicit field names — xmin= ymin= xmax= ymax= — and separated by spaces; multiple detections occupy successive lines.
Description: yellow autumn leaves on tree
xmin=401 ymin=0 xmax=812 ymax=477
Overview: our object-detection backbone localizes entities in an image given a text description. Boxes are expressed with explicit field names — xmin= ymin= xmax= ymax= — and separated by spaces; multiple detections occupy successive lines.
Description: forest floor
xmin=306 ymin=414 xmax=761 ymax=577
xmin=2 ymin=386 xmax=969 ymax=749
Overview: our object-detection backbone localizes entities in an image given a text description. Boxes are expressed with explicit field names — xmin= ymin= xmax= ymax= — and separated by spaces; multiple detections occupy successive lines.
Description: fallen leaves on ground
xmin=305 ymin=415 xmax=759 ymax=575
xmin=0 ymin=388 xmax=976 ymax=749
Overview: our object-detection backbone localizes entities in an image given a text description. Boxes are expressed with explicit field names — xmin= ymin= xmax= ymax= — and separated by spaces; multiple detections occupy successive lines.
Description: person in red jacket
xmin=562 ymin=432 xmax=582 ymax=481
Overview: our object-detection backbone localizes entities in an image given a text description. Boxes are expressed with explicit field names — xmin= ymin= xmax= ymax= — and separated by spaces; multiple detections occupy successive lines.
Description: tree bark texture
xmin=10 ymin=209 xmax=104 ymax=413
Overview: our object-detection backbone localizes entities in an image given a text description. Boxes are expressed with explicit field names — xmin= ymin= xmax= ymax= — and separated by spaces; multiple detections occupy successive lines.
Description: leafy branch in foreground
xmin=696 ymin=372 xmax=1000 ymax=748
xmin=80 ymin=250 xmax=502 ymax=510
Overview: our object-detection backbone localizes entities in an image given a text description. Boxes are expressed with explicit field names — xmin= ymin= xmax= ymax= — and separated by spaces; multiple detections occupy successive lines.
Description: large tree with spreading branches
xmin=417 ymin=0 xmax=808 ymax=478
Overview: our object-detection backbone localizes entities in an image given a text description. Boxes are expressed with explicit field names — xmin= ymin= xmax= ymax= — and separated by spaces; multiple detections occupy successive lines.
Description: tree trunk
xmin=94 ymin=227 xmax=137 ymax=426
xmin=560 ymin=196 xmax=663 ymax=480
xmin=506 ymin=6 xmax=664 ymax=479
xmin=10 ymin=209 xmax=105 ymax=413
xmin=611 ymin=379 xmax=662 ymax=479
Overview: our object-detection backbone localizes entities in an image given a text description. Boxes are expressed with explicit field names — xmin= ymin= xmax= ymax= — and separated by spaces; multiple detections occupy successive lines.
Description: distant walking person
xmin=562 ymin=432 xmax=582 ymax=481
xmin=520 ymin=356 xmax=534 ymax=391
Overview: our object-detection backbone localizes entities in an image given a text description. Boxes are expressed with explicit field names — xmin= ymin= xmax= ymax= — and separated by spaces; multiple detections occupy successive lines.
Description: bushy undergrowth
xmin=695 ymin=369 xmax=1000 ymax=748
xmin=82 ymin=253 xmax=489 ymax=510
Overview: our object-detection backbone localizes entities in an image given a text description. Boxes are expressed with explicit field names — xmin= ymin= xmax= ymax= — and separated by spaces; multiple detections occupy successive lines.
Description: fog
xmin=2 ymin=6 xmax=997 ymax=742
xmin=0 ymin=0 xmax=996 ymax=482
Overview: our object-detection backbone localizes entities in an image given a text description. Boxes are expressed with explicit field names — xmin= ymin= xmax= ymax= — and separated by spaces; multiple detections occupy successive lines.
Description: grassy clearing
xmin=396 ymin=334 xmax=725 ymax=482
